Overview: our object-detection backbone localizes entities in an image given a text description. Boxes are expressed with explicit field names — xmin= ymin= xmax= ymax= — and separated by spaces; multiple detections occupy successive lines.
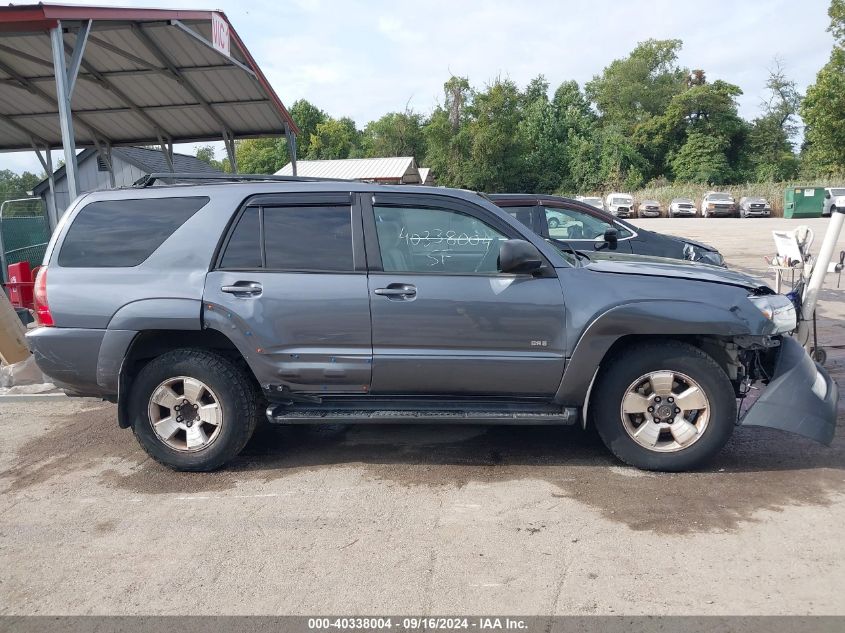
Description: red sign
xmin=211 ymin=13 xmax=230 ymax=57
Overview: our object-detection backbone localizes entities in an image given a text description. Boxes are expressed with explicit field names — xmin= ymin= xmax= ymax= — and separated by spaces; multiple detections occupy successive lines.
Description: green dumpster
xmin=784 ymin=186 xmax=825 ymax=218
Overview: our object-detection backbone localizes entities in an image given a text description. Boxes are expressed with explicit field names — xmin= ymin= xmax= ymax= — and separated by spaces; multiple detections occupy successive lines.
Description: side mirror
xmin=498 ymin=239 xmax=543 ymax=274
xmin=604 ymin=227 xmax=619 ymax=245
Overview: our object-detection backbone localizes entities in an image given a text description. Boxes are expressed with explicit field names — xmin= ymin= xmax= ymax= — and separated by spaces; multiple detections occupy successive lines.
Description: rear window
xmin=58 ymin=197 xmax=208 ymax=267
xmin=218 ymin=205 xmax=354 ymax=272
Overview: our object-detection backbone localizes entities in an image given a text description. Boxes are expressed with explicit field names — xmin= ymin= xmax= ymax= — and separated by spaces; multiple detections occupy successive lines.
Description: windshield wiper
xmin=551 ymin=240 xmax=591 ymax=267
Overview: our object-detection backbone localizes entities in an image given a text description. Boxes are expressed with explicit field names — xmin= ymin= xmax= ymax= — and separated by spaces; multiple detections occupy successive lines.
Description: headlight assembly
xmin=683 ymin=243 xmax=725 ymax=267
xmin=748 ymin=294 xmax=797 ymax=333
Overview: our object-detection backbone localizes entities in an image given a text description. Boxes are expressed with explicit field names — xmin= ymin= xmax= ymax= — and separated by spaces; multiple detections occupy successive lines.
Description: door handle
xmin=374 ymin=284 xmax=416 ymax=299
xmin=221 ymin=282 xmax=262 ymax=296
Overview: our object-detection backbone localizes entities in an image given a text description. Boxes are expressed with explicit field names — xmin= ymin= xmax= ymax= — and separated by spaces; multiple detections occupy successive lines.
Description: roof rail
xmin=133 ymin=172 xmax=354 ymax=187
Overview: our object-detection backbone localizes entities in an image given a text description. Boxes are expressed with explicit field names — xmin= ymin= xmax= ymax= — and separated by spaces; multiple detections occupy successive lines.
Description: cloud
xmin=0 ymin=0 xmax=834 ymax=173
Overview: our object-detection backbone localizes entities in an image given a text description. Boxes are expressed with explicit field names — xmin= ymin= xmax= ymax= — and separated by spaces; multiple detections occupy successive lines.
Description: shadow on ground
xmin=4 ymin=397 xmax=844 ymax=534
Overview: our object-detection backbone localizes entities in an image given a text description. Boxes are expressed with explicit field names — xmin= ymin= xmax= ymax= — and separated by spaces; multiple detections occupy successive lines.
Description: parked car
xmin=605 ymin=192 xmax=635 ymax=218
xmin=701 ymin=192 xmax=737 ymax=218
xmin=576 ymin=196 xmax=604 ymax=210
xmin=637 ymin=200 xmax=662 ymax=217
xmin=823 ymin=187 xmax=845 ymax=217
xmin=491 ymin=194 xmax=724 ymax=266
xmin=668 ymin=198 xmax=697 ymax=217
xmin=27 ymin=177 xmax=836 ymax=473
xmin=739 ymin=196 xmax=771 ymax=218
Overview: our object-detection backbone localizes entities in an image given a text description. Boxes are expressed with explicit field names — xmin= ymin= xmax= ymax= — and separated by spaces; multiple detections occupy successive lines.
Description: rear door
xmin=364 ymin=192 xmax=566 ymax=397
xmin=540 ymin=202 xmax=634 ymax=253
xmin=204 ymin=192 xmax=372 ymax=395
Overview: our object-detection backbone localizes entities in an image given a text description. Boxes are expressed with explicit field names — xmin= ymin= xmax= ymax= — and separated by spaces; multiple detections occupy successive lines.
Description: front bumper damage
xmin=741 ymin=336 xmax=838 ymax=444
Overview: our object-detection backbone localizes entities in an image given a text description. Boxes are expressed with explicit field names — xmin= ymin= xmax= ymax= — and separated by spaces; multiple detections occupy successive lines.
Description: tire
xmin=590 ymin=341 xmax=736 ymax=471
xmin=548 ymin=217 xmax=560 ymax=229
xmin=129 ymin=348 xmax=260 ymax=471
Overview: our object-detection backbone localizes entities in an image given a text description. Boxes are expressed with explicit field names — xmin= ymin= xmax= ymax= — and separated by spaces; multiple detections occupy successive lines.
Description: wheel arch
xmin=556 ymin=300 xmax=755 ymax=408
xmin=116 ymin=328 xmax=258 ymax=429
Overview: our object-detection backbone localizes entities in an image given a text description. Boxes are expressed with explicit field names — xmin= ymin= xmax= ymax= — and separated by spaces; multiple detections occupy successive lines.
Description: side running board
xmin=266 ymin=405 xmax=579 ymax=425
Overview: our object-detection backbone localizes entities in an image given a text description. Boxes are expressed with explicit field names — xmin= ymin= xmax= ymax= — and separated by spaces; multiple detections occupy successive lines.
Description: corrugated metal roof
xmin=276 ymin=157 xmax=420 ymax=182
xmin=0 ymin=4 xmax=298 ymax=151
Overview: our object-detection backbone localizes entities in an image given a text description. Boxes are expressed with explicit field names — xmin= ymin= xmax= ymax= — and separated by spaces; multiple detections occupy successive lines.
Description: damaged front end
xmin=738 ymin=336 xmax=838 ymax=445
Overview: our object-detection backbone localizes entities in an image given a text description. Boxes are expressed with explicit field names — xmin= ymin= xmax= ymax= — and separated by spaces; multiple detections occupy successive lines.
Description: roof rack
xmin=134 ymin=173 xmax=354 ymax=188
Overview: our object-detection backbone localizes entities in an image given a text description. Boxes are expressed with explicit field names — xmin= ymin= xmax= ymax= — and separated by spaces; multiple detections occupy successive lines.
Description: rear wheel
xmin=129 ymin=349 xmax=259 ymax=471
xmin=591 ymin=341 xmax=736 ymax=471
xmin=548 ymin=217 xmax=560 ymax=229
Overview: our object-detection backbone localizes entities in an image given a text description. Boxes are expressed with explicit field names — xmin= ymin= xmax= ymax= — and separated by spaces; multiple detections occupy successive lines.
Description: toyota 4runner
xmin=27 ymin=175 xmax=838 ymax=472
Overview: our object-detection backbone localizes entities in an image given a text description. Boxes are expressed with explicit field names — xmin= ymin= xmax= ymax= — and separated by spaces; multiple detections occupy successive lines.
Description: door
xmin=204 ymin=193 xmax=372 ymax=394
xmin=541 ymin=203 xmax=634 ymax=253
xmin=365 ymin=194 xmax=566 ymax=396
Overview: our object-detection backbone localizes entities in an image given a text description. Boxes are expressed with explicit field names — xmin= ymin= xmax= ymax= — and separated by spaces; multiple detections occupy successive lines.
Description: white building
xmin=276 ymin=156 xmax=433 ymax=185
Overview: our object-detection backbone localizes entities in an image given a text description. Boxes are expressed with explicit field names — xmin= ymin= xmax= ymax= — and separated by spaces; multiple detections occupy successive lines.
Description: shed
xmin=418 ymin=167 xmax=434 ymax=186
xmin=276 ymin=157 xmax=423 ymax=184
xmin=31 ymin=146 xmax=220 ymax=222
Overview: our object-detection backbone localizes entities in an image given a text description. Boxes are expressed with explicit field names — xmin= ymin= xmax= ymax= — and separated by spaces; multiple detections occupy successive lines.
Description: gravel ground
xmin=1 ymin=217 xmax=844 ymax=615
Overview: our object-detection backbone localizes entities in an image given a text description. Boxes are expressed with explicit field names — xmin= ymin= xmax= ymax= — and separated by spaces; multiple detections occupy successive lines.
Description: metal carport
xmin=0 ymin=3 xmax=300 ymax=227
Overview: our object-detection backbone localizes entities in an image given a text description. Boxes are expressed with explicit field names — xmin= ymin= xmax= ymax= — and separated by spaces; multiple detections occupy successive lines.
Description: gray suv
xmin=27 ymin=176 xmax=838 ymax=472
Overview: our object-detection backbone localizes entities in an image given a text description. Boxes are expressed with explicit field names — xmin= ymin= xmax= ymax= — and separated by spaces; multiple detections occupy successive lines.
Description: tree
xmin=461 ymin=78 xmax=525 ymax=192
xmin=361 ymin=110 xmax=426 ymax=158
xmin=746 ymin=61 xmax=802 ymax=181
xmin=288 ymin=99 xmax=327 ymax=157
xmin=234 ymin=138 xmax=287 ymax=174
xmin=801 ymin=0 xmax=845 ymax=176
xmin=655 ymin=79 xmax=747 ymax=182
xmin=194 ymin=145 xmax=232 ymax=173
xmin=669 ymin=132 xmax=732 ymax=183
xmin=423 ymin=76 xmax=473 ymax=187
xmin=306 ymin=117 xmax=361 ymax=159
xmin=585 ymin=39 xmax=688 ymax=130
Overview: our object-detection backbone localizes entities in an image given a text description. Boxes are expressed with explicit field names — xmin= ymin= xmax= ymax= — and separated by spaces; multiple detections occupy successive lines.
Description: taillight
xmin=33 ymin=266 xmax=54 ymax=327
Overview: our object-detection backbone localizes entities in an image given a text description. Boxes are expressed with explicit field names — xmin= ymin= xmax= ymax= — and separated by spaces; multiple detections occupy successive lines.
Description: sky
xmin=0 ymin=0 xmax=836 ymax=175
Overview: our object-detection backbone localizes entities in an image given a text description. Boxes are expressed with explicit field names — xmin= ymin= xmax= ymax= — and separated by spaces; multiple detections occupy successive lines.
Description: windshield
xmin=708 ymin=193 xmax=732 ymax=201
xmin=611 ymin=197 xmax=632 ymax=205
xmin=674 ymin=199 xmax=693 ymax=205
xmin=830 ymin=188 xmax=845 ymax=196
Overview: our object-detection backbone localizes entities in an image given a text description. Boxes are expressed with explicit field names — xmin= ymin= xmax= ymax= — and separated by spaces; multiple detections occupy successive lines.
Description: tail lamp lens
xmin=33 ymin=266 xmax=54 ymax=327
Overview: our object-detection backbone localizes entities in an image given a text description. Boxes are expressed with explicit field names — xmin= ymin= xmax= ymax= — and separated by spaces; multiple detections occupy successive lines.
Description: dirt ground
xmin=1 ymin=217 xmax=844 ymax=615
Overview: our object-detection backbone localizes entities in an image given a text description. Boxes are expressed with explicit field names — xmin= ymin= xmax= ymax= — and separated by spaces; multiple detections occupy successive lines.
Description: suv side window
xmin=503 ymin=206 xmax=534 ymax=229
xmin=219 ymin=205 xmax=354 ymax=271
xmin=220 ymin=207 xmax=261 ymax=269
xmin=543 ymin=206 xmax=632 ymax=240
xmin=264 ymin=206 xmax=353 ymax=271
xmin=58 ymin=197 xmax=209 ymax=267
xmin=374 ymin=205 xmax=507 ymax=273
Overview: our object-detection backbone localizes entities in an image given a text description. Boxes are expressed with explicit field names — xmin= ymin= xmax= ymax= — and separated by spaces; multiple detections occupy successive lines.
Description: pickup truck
xmin=26 ymin=176 xmax=838 ymax=472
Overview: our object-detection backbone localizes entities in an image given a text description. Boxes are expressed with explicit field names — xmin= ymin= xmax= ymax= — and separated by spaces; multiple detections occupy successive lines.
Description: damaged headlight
xmin=683 ymin=243 xmax=725 ymax=267
xmin=749 ymin=294 xmax=797 ymax=333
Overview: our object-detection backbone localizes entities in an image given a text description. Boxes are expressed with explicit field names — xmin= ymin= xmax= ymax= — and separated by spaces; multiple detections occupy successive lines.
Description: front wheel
xmin=129 ymin=349 xmax=260 ymax=471
xmin=591 ymin=341 xmax=736 ymax=471
xmin=548 ymin=217 xmax=560 ymax=229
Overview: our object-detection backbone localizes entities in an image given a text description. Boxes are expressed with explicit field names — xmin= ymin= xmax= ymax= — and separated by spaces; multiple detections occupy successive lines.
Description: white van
xmin=604 ymin=193 xmax=635 ymax=218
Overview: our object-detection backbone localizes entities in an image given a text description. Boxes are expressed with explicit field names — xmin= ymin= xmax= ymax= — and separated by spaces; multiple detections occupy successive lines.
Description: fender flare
xmin=555 ymin=299 xmax=765 ymax=405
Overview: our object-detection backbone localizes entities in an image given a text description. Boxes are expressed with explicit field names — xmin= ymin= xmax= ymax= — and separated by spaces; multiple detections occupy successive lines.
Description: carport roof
xmin=0 ymin=3 xmax=299 ymax=151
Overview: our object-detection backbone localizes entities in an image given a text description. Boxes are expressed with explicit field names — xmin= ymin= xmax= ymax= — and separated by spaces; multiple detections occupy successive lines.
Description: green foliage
xmin=194 ymin=145 xmax=232 ymax=173
xmin=585 ymin=39 xmax=687 ymax=129
xmin=801 ymin=1 xmax=845 ymax=176
xmin=361 ymin=110 xmax=426 ymax=158
xmin=306 ymin=117 xmax=361 ymax=160
xmin=234 ymin=138 xmax=285 ymax=174
xmin=669 ymin=132 xmax=732 ymax=183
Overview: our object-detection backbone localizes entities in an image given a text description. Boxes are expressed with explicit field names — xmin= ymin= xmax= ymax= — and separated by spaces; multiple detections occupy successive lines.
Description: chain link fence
xmin=0 ymin=194 xmax=50 ymax=277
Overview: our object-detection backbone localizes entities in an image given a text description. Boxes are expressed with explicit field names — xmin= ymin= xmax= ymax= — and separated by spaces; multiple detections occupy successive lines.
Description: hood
xmin=582 ymin=251 xmax=768 ymax=291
